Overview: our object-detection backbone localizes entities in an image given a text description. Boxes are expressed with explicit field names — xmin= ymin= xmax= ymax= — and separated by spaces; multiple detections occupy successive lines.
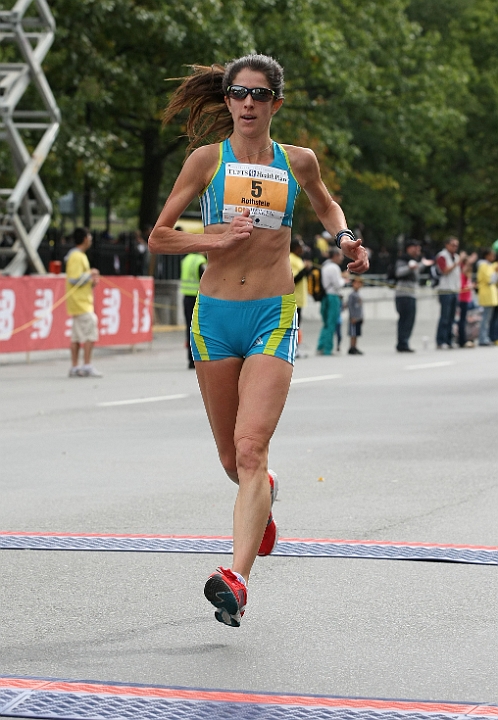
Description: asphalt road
xmin=1 ymin=313 xmax=498 ymax=707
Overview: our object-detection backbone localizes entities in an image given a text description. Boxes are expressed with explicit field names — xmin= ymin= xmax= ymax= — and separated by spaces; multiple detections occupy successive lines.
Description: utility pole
xmin=0 ymin=0 xmax=60 ymax=276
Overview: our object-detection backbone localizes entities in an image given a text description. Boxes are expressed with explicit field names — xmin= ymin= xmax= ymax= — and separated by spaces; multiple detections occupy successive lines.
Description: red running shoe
xmin=258 ymin=470 xmax=279 ymax=556
xmin=204 ymin=567 xmax=247 ymax=627
xmin=258 ymin=515 xmax=278 ymax=556
xmin=268 ymin=469 xmax=279 ymax=505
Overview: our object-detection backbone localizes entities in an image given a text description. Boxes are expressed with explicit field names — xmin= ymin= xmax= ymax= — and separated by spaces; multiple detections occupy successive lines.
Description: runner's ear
xmin=224 ymin=95 xmax=233 ymax=115
xmin=271 ymin=98 xmax=284 ymax=115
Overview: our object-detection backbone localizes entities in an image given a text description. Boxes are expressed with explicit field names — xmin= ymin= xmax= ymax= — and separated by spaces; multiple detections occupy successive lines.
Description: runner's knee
xmin=235 ymin=436 xmax=268 ymax=478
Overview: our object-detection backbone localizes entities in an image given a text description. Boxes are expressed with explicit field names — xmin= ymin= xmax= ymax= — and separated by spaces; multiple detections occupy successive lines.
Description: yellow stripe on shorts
xmin=191 ymin=296 xmax=210 ymax=360
xmin=263 ymin=294 xmax=296 ymax=357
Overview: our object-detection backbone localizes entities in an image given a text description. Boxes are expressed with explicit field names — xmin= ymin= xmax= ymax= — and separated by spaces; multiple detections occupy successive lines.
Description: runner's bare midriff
xmin=200 ymin=222 xmax=294 ymax=299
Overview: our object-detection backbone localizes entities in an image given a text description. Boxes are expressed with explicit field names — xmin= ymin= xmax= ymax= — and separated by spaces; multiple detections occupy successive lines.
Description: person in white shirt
xmin=317 ymin=246 xmax=347 ymax=355
xmin=435 ymin=236 xmax=461 ymax=349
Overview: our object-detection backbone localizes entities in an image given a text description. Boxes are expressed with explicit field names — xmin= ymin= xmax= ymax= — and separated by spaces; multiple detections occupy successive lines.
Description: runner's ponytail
xmin=163 ymin=64 xmax=232 ymax=151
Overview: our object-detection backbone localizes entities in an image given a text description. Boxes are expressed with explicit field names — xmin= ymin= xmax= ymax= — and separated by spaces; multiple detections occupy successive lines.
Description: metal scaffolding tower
xmin=0 ymin=0 xmax=60 ymax=276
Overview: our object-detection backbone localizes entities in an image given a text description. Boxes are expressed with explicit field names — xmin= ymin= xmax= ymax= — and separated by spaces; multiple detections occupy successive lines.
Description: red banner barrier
xmin=0 ymin=276 xmax=154 ymax=353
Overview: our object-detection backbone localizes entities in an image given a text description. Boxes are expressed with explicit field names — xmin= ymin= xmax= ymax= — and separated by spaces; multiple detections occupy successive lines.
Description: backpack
xmin=430 ymin=262 xmax=441 ymax=287
xmin=308 ymin=266 xmax=326 ymax=302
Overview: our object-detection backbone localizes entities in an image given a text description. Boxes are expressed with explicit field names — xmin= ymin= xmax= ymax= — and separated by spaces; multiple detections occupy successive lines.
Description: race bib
xmin=223 ymin=162 xmax=289 ymax=230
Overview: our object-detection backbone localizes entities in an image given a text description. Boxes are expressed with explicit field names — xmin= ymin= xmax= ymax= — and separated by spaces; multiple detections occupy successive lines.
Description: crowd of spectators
xmin=5 ymin=224 xmax=498 ymax=354
xmin=289 ymin=230 xmax=498 ymax=355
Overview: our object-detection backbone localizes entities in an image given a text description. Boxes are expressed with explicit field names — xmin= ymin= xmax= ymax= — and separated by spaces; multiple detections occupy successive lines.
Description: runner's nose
xmin=243 ymin=93 xmax=255 ymax=109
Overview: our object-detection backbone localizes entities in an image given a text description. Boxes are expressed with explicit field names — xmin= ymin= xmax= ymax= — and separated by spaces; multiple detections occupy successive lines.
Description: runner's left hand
xmin=341 ymin=239 xmax=369 ymax=273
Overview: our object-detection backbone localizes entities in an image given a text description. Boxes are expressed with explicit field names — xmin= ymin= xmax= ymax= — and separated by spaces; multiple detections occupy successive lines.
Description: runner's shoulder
xmin=184 ymin=144 xmax=221 ymax=172
xmin=279 ymin=144 xmax=319 ymax=182
xmin=182 ymin=144 xmax=222 ymax=188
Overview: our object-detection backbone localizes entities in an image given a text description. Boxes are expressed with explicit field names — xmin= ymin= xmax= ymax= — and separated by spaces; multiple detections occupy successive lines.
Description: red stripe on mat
xmin=1 ymin=531 xmax=497 ymax=552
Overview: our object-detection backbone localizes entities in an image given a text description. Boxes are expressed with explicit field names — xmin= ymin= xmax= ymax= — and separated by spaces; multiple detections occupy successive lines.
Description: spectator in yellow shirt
xmin=65 ymin=227 xmax=102 ymax=377
xmin=290 ymin=237 xmax=312 ymax=357
xmin=477 ymin=248 xmax=498 ymax=346
xmin=314 ymin=232 xmax=330 ymax=260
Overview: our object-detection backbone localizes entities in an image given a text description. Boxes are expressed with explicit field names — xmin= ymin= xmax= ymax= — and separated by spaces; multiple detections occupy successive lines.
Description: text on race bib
xmin=223 ymin=162 xmax=289 ymax=230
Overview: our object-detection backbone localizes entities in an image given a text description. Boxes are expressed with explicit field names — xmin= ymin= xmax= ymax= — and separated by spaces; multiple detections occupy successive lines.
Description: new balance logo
xmin=30 ymin=288 xmax=54 ymax=340
xmin=101 ymin=288 xmax=121 ymax=335
xmin=0 ymin=289 xmax=15 ymax=341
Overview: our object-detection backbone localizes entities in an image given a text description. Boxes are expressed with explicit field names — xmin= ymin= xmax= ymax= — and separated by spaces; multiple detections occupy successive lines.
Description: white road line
xmin=98 ymin=394 xmax=189 ymax=407
xmin=291 ymin=374 xmax=342 ymax=385
xmin=405 ymin=361 xmax=454 ymax=371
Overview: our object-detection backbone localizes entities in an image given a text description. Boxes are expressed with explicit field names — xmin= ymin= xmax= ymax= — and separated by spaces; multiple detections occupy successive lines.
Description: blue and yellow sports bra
xmin=199 ymin=139 xmax=300 ymax=230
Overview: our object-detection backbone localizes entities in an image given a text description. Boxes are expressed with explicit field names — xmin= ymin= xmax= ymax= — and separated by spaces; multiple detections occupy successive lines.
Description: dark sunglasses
xmin=226 ymin=85 xmax=276 ymax=103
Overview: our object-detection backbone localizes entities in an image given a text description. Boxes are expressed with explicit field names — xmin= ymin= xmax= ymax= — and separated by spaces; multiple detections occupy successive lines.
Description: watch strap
xmin=335 ymin=229 xmax=356 ymax=248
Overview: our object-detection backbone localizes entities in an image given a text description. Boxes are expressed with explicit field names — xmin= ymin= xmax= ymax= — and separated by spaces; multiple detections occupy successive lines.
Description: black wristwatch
xmin=335 ymin=229 xmax=356 ymax=248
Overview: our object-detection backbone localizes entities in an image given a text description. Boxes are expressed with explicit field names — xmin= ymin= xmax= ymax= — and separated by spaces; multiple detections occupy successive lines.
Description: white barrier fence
xmin=302 ymin=283 xmax=441 ymax=322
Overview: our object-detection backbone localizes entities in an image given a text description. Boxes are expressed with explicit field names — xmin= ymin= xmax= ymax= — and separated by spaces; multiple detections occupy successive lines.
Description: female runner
xmin=149 ymin=53 xmax=369 ymax=627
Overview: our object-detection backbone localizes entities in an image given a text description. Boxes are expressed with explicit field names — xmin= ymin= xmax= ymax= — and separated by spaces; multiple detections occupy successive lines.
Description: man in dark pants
xmin=394 ymin=240 xmax=425 ymax=352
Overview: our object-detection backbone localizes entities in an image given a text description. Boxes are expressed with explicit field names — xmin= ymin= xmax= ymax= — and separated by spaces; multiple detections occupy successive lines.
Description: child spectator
xmin=348 ymin=277 xmax=364 ymax=355
xmin=458 ymin=251 xmax=477 ymax=347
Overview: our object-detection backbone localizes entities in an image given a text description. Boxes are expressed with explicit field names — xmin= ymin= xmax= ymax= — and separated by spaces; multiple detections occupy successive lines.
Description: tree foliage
xmin=19 ymin=0 xmax=497 ymax=247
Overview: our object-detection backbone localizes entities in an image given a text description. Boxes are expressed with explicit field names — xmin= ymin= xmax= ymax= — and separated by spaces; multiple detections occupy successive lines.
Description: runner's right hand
xmin=216 ymin=209 xmax=253 ymax=248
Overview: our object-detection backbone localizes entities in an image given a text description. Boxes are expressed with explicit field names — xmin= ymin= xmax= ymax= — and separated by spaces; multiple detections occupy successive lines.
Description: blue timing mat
xmin=1 ymin=677 xmax=498 ymax=720
xmin=0 ymin=532 xmax=497 ymax=564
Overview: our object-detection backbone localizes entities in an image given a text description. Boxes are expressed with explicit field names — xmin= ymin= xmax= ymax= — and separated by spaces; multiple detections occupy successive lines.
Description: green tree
xmin=407 ymin=0 xmax=498 ymax=246
xmin=246 ymin=0 xmax=469 ymax=247
xmin=35 ymin=0 xmax=498 ymax=250
xmin=44 ymin=0 xmax=255 ymax=229
xmin=330 ymin=0 xmax=470 ymax=249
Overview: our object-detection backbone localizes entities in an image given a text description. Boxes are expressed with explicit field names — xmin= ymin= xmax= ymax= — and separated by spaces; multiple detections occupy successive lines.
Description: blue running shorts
xmin=191 ymin=293 xmax=298 ymax=365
